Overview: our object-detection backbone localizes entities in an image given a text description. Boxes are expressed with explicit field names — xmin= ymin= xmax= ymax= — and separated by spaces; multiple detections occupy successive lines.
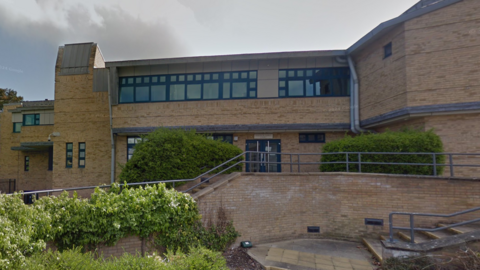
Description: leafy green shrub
xmin=379 ymin=256 xmax=437 ymax=270
xmin=164 ymin=246 xmax=228 ymax=270
xmin=34 ymin=183 xmax=199 ymax=251
xmin=320 ymin=129 xmax=445 ymax=175
xmin=0 ymin=194 xmax=52 ymax=269
xmin=119 ymin=128 xmax=243 ymax=185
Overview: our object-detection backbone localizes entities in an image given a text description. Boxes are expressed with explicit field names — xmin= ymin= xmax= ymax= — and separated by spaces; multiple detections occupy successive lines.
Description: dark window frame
xmin=66 ymin=143 xmax=73 ymax=168
xmin=299 ymin=133 xmax=326 ymax=143
xmin=119 ymin=71 xmax=258 ymax=104
xmin=279 ymin=68 xmax=350 ymax=98
xmin=23 ymin=114 xmax=40 ymax=126
xmin=127 ymin=136 xmax=143 ymax=161
xmin=208 ymin=134 xmax=234 ymax=144
xmin=384 ymin=42 xmax=393 ymax=59
xmin=78 ymin=142 xmax=86 ymax=168
xmin=24 ymin=156 xmax=29 ymax=171
xmin=13 ymin=122 xmax=22 ymax=133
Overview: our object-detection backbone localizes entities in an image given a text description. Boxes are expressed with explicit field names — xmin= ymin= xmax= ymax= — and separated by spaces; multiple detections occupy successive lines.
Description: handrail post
xmin=358 ymin=153 xmax=362 ymax=173
xmin=290 ymin=154 xmax=292 ymax=173
xmin=346 ymin=153 xmax=349 ymax=173
xmin=432 ymin=153 xmax=437 ymax=176
xmin=410 ymin=215 xmax=415 ymax=244
xmin=449 ymin=154 xmax=454 ymax=177
xmin=389 ymin=214 xmax=394 ymax=243
xmin=297 ymin=154 xmax=300 ymax=173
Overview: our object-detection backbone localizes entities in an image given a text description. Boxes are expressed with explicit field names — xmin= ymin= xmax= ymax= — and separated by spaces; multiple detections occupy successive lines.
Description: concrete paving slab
xmin=248 ymin=239 xmax=375 ymax=270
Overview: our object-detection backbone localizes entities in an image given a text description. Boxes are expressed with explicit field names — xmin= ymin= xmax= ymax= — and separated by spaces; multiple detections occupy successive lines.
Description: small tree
xmin=119 ymin=128 xmax=243 ymax=184
xmin=0 ymin=88 xmax=23 ymax=110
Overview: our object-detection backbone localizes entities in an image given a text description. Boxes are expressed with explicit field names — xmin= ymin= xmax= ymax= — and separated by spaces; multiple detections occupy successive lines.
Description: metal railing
xmin=388 ymin=207 xmax=480 ymax=243
xmin=0 ymin=179 xmax=16 ymax=194
xmin=11 ymin=151 xmax=480 ymax=197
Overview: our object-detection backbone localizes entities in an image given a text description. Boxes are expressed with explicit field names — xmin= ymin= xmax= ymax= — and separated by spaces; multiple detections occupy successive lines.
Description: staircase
xmin=363 ymin=223 xmax=480 ymax=262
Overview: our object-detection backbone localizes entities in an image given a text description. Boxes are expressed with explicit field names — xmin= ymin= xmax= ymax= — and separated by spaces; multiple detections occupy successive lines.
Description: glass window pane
xmin=249 ymin=71 xmax=257 ymax=79
xmin=79 ymin=143 xmax=85 ymax=150
xmin=241 ymin=72 xmax=248 ymax=79
xmin=127 ymin=138 xmax=135 ymax=144
xmin=79 ymin=160 xmax=85 ymax=166
xmin=279 ymin=90 xmax=286 ymax=97
xmin=179 ymin=75 xmax=185 ymax=82
xmin=121 ymin=78 xmax=126 ymax=84
xmin=170 ymin=75 xmax=177 ymax=82
xmin=223 ymin=83 xmax=230 ymax=98
xmin=204 ymin=74 xmax=210 ymax=80
xmin=80 ymin=152 xmax=85 ymax=158
xmin=288 ymin=81 xmax=304 ymax=96
xmin=249 ymin=90 xmax=256 ymax=97
xmin=298 ymin=70 xmax=304 ymax=77
xmin=128 ymin=78 xmax=134 ymax=84
xmin=212 ymin=74 xmax=219 ymax=80
xmin=151 ymin=85 xmax=166 ymax=101
xmin=250 ymin=82 xmax=256 ymax=88
xmin=288 ymin=71 xmax=295 ymax=77
xmin=187 ymin=75 xmax=194 ymax=81
xmin=299 ymin=135 xmax=306 ymax=142
xmin=203 ymin=83 xmax=219 ymax=99
xmin=187 ymin=84 xmax=201 ymax=99
xmin=24 ymin=115 xmax=35 ymax=125
xmin=232 ymin=82 xmax=247 ymax=98
xmin=160 ymin=76 xmax=166 ymax=82
xmin=13 ymin=123 xmax=21 ymax=133
xmin=306 ymin=80 xmax=314 ymax=96
xmin=136 ymin=77 xmax=142 ymax=84
xmin=224 ymin=73 xmax=230 ymax=80
xmin=315 ymin=82 xmax=321 ymax=95
xmin=128 ymin=148 xmax=135 ymax=155
xmin=128 ymin=155 xmax=133 ymax=160
xmin=306 ymin=70 xmax=313 ymax=77
xmin=67 ymin=152 xmax=73 ymax=158
xmin=232 ymin=73 xmax=239 ymax=79
xmin=144 ymin=77 xmax=150 ymax=83
xmin=135 ymin=86 xmax=149 ymax=102
xmin=152 ymin=77 xmax=158 ymax=83
xmin=195 ymin=74 xmax=202 ymax=81
xmin=170 ymin=84 xmax=185 ymax=100
xmin=135 ymin=138 xmax=142 ymax=143
xmin=319 ymin=80 xmax=331 ymax=95
xmin=279 ymin=71 xmax=286 ymax=78
xmin=120 ymin=87 xmax=134 ymax=102
xmin=279 ymin=81 xmax=286 ymax=87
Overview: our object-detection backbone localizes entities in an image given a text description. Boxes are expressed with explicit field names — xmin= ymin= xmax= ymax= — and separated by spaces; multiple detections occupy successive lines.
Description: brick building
xmin=1 ymin=0 xmax=479 ymax=191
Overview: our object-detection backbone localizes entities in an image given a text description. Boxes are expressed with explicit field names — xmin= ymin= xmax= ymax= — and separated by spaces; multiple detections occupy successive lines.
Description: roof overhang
xmin=105 ymin=50 xmax=347 ymax=68
xmin=11 ymin=142 xmax=53 ymax=151
xmin=347 ymin=0 xmax=463 ymax=55
xmin=112 ymin=123 xmax=351 ymax=135
xmin=9 ymin=106 xmax=54 ymax=113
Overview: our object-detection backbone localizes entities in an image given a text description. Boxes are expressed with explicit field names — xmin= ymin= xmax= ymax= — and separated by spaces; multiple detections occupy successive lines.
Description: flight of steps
xmin=362 ymin=224 xmax=480 ymax=262
xmin=182 ymin=174 xmax=231 ymax=195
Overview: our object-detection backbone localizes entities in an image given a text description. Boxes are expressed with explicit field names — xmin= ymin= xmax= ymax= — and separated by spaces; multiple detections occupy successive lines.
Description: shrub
xmin=164 ymin=246 xmax=228 ymax=270
xmin=320 ymin=129 xmax=445 ymax=175
xmin=0 ymin=194 xmax=52 ymax=269
xmin=119 ymin=128 xmax=243 ymax=185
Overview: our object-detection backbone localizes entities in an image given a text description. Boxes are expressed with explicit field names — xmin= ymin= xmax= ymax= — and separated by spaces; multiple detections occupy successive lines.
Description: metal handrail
xmin=388 ymin=206 xmax=480 ymax=243
xmin=9 ymin=151 xmax=480 ymax=197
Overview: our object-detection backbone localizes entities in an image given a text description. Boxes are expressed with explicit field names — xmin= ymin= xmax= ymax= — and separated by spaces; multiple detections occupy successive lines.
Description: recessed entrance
xmin=246 ymin=140 xmax=281 ymax=173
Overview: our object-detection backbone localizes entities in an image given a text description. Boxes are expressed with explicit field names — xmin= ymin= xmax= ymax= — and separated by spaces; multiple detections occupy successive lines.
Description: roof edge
xmin=347 ymin=0 xmax=463 ymax=54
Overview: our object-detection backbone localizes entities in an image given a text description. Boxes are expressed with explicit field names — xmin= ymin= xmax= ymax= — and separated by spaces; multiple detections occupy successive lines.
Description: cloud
xmin=176 ymin=0 xmax=228 ymax=28
xmin=0 ymin=2 xmax=188 ymax=61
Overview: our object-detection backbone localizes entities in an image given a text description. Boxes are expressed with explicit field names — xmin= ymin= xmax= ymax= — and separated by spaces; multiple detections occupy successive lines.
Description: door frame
xmin=245 ymin=139 xmax=281 ymax=173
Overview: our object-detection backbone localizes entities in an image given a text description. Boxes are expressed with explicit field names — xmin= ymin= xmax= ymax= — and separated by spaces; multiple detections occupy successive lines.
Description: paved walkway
xmin=248 ymin=239 xmax=375 ymax=270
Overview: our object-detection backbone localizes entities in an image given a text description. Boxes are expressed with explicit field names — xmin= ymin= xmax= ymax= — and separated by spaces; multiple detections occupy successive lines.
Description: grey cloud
xmin=177 ymin=0 xmax=228 ymax=28
xmin=0 ymin=2 xmax=188 ymax=61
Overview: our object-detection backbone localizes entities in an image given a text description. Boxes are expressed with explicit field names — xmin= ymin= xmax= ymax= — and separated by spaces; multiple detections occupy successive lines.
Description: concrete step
xmin=362 ymin=238 xmax=383 ymax=262
xmin=396 ymin=231 xmax=432 ymax=244
xmin=438 ymin=223 xmax=480 ymax=234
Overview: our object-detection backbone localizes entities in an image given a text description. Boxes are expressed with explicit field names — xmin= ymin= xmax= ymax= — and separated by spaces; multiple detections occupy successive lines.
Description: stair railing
xmin=388 ymin=206 xmax=480 ymax=243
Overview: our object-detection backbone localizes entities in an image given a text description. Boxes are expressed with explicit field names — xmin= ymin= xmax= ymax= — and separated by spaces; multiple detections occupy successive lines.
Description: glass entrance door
xmin=246 ymin=140 xmax=281 ymax=173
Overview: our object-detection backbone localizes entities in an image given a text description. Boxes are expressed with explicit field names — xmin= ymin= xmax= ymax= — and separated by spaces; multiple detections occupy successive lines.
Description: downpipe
xmin=347 ymin=56 xmax=372 ymax=134
xmin=107 ymin=69 xmax=116 ymax=184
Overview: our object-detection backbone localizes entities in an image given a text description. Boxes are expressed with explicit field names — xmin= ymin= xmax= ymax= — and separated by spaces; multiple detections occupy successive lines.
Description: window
xmin=299 ymin=133 xmax=326 ymax=143
xmin=119 ymin=71 xmax=258 ymax=103
xmin=207 ymin=134 xmax=234 ymax=144
xmin=13 ymin=123 xmax=21 ymax=133
xmin=384 ymin=42 xmax=392 ymax=58
xmin=279 ymin=68 xmax=350 ymax=98
xmin=23 ymin=114 xmax=40 ymax=126
xmin=24 ymin=156 xmax=29 ymax=171
xmin=127 ymin=137 xmax=143 ymax=161
xmin=78 ymin=143 xmax=86 ymax=168
xmin=66 ymin=143 xmax=73 ymax=168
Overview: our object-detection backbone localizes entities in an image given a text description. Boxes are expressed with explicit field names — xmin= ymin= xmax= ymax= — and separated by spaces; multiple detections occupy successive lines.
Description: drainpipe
xmin=107 ymin=69 xmax=115 ymax=184
xmin=347 ymin=56 xmax=370 ymax=133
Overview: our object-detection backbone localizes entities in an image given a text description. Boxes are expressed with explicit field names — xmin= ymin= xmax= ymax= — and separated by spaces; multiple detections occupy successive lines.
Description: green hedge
xmin=320 ymin=129 xmax=445 ymax=175
xmin=119 ymin=128 xmax=243 ymax=184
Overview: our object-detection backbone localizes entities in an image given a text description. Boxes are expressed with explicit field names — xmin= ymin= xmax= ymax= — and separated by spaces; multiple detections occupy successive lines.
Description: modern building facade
xmin=1 ymin=0 xmax=479 ymax=192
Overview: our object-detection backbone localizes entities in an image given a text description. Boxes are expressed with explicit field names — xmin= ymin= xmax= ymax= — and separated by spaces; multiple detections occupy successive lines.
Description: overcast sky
xmin=0 ymin=0 xmax=419 ymax=101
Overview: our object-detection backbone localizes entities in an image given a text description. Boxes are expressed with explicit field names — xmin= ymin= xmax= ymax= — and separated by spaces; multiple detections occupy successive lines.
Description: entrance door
xmin=246 ymin=140 xmax=281 ymax=172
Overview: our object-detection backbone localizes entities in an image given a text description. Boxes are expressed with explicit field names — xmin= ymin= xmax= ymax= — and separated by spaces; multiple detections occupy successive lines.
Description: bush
xmin=320 ymin=129 xmax=445 ymax=175
xmin=119 ymin=128 xmax=243 ymax=185
xmin=164 ymin=246 xmax=228 ymax=270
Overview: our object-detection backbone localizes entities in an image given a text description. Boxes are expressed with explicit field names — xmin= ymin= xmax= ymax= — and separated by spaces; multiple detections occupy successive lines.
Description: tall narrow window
xmin=127 ymin=137 xmax=143 ymax=161
xmin=66 ymin=143 xmax=73 ymax=168
xmin=384 ymin=42 xmax=392 ymax=58
xmin=24 ymin=156 xmax=29 ymax=171
xmin=13 ymin=123 xmax=22 ymax=133
xmin=78 ymin=143 xmax=86 ymax=168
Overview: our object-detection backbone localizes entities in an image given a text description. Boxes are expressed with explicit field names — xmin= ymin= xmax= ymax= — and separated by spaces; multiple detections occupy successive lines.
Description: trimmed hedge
xmin=320 ymin=129 xmax=445 ymax=175
xmin=119 ymin=128 xmax=243 ymax=184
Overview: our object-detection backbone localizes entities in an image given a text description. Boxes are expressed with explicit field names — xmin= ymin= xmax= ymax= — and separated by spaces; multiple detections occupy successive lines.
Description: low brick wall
xmin=195 ymin=173 xmax=480 ymax=244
